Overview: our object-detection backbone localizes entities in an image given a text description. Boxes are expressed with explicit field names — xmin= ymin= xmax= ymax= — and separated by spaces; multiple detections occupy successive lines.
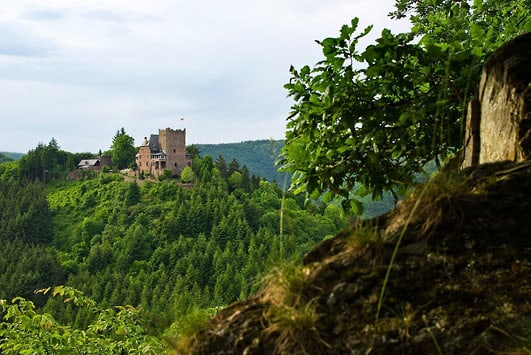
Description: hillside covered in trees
xmin=0 ymin=152 xmax=23 ymax=162
xmin=1 ymin=0 xmax=529 ymax=353
xmin=0 ymin=142 xmax=348 ymax=353
xmin=195 ymin=140 xmax=286 ymax=185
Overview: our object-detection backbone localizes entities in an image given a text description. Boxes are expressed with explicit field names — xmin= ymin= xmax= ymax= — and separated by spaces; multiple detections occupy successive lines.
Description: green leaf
xmin=349 ymin=199 xmax=364 ymax=215
xmin=283 ymin=1 xmax=521 ymax=212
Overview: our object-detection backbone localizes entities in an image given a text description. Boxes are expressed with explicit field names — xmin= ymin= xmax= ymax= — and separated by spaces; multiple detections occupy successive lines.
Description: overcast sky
xmin=0 ymin=0 xmax=410 ymax=153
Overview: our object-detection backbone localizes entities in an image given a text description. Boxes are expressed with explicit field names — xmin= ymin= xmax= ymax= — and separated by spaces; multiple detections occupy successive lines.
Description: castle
xmin=135 ymin=128 xmax=192 ymax=178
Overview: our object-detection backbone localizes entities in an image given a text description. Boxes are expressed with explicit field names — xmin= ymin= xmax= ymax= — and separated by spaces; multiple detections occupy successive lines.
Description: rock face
xmin=463 ymin=32 xmax=531 ymax=167
xmin=184 ymin=161 xmax=531 ymax=354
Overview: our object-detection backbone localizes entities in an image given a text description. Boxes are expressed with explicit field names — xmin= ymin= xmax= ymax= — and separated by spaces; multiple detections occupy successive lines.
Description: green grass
xmin=260 ymin=262 xmax=330 ymax=354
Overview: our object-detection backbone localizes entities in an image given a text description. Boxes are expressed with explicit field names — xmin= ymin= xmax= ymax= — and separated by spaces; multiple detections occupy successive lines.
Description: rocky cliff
xmin=182 ymin=161 xmax=530 ymax=354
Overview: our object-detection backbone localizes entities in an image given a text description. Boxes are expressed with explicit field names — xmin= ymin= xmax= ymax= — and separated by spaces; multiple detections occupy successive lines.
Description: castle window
xmin=174 ymin=163 xmax=178 ymax=167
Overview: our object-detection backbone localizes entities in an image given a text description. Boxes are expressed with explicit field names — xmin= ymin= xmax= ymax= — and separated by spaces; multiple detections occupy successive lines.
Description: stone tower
xmin=159 ymin=128 xmax=187 ymax=176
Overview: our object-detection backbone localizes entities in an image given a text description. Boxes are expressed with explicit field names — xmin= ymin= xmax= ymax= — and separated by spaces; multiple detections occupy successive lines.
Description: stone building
xmin=135 ymin=128 xmax=192 ymax=178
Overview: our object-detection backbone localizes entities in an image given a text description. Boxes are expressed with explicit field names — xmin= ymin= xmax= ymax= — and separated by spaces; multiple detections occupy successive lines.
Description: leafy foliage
xmin=0 ymin=286 xmax=164 ymax=354
xmin=281 ymin=1 xmax=531 ymax=211
xmin=111 ymin=128 xmax=136 ymax=170
xmin=0 ymin=241 xmax=65 ymax=304
xmin=391 ymin=0 xmax=530 ymax=45
xmin=10 ymin=139 xmax=93 ymax=182
xmin=180 ymin=165 xmax=195 ymax=183
xmin=18 ymin=138 xmax=64 ymax=182
xmin=0 ymin=142 xmax=346 ymax=351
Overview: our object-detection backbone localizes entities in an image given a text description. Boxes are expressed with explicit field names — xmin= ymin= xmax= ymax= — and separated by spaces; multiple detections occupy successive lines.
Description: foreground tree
xmin=0 ymin=286 xmax=164 ymax=354
xmin=280 ymin=0 xmax=530 ymax=212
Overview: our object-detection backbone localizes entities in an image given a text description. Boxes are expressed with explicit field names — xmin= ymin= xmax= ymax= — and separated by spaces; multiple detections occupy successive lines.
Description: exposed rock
xmin=183 ymin=160 xmax=531 ymax=354
xmin=463 ymin=32 xmax=531 ymax=167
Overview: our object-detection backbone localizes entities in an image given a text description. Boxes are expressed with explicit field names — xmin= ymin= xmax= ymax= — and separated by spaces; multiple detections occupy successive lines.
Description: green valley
xmin=0 ymin=145 xmax=347 ymax=352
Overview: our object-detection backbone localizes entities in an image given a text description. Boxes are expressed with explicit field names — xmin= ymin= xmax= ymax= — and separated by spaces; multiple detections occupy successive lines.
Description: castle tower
xmin=136 ymin=137 xmax=152 ymax=176
xmin=159 ymin=128 xmax=187 ymax=176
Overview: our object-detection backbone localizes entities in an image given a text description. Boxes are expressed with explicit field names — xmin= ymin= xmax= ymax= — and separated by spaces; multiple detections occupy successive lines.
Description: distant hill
xmin=0 ymin=152 xmax=24 ymax=161
xmin=194 ymin=140 xmax=290 ymax=185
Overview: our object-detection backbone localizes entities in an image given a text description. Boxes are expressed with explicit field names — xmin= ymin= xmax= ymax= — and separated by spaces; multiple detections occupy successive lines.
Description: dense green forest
xmin=0 ymin=141 xmax=347 ymax=352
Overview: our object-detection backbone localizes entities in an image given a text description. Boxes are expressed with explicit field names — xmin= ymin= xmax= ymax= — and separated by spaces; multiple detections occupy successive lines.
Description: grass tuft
xmin=345 ymin=219 xmax=385 ymax=249
xmin=385 ymin=170 xmax=471 ymax=241
xmin=260 ymin=262 xmax=330 ymax=354
xmin=490 ymin=317 xmax=531 ymax=354
xmin=165 ymin=307 xmax=215 ymax=354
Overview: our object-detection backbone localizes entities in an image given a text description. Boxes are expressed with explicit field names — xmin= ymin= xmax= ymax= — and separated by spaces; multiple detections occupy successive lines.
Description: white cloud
xmin=0 ymin=0 xmax=410 ymax=153
xmin=0 ymin=21 xmax=56 ymax=57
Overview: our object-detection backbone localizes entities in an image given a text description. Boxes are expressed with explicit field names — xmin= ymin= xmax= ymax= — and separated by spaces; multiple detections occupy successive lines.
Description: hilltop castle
xmin=135 ymin=128 xmax=192 ymax=178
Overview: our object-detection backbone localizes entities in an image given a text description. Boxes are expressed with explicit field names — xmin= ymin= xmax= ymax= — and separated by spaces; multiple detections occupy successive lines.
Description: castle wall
xmin=136 ymin=145 xmax=152 ymax=175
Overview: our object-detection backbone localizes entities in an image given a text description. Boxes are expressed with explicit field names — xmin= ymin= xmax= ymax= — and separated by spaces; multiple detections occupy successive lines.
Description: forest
xmin=1 ymin=0 xmax=529 ymax=353
xmin=0 ymin=139 xmax=347 ymax=353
